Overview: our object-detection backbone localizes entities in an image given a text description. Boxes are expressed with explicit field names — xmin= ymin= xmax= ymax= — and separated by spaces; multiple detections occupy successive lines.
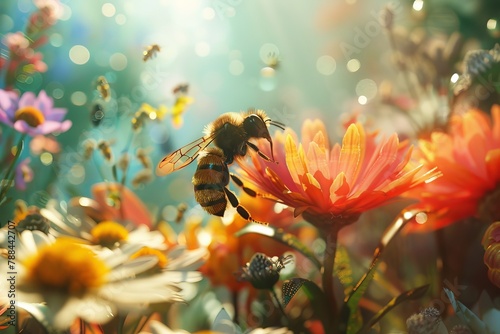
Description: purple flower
xmin=0 ymin=89 xmax=71 ymax=136
xmin=15 ymin=158 xmax=33 ymax=190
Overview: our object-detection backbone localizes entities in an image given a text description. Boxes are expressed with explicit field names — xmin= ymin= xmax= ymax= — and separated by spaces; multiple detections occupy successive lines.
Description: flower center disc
xmin=23 ymin=239 xmax=109 ymax=296
xmin=91 ymin=221 xmax=129 ymax=247
xmin=14 ymin=106 xmax=46 ymax=127
xmin=131 ymin=246 xmax=168 ymax=269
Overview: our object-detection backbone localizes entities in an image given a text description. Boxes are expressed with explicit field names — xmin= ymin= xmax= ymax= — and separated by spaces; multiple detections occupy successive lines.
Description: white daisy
xmin=0 ymin=235 xmax=202 ymax=330
xmin=41 ymin=199 xmax=166 ymax=250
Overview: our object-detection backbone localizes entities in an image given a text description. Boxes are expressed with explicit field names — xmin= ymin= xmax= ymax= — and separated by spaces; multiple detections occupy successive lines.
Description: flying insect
xmin=143 ymin=44 xmax=161 ymax=62
xmin=156 ymin=110 xmax=284 ymax=224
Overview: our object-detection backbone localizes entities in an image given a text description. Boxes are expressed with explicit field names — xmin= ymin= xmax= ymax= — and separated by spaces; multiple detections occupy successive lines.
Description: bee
xmin=156 ymin=110 xmax=285 ymax=223
xmin=143 ymin=44 xmax=161 ymax=62
xmin=136 ymin=147 xmax=153 ymax=169
xmin=264 ymin=52 xmax=280 ymax=70
xmin=82 ymin=139 xmax=97 ymax=160
xmin=97 ymin=140 xmax=113 ymax=162
xmin=90 ymin=103 xmax=105 ymax=126
xmin=96 ymin=76 xmax=111 ymax=101
xmin=172 ymin=83 xmax=189 ymax=95
xmin=117 ymin=152 xmax=130 ymax=172
xmin=175 ymin=203 xmax=188 ymax=223
xmin=131 ymin=168 xmax=153 ymax=188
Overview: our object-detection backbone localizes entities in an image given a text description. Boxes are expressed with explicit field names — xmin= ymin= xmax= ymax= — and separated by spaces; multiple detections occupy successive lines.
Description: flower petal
xmin=330 ymin=172 xmax=350 ymax=196
xmin=285 ymin=134 xmax=307 ymax=185
xmin=301 ymin=119 xmax=328 ymax=151
xmin=354 ymin=133 xmax=399 ymax=193
xmin=306 ymin=140 xmax=330 ymax=180
xmin=338 ymin=124 xmax=362 ymax=185
xmin=43 ymin=107 xmax=68 ymax=121
xmin=486 ymin=149 xmax=500 ymax=182
xmin=53 ymin=296 xmax=115 ymax=329
xmin=18 ymin=91 xmax=36 ymax=106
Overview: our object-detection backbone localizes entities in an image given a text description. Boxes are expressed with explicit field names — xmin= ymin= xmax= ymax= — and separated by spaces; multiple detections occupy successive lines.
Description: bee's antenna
xmin=270 ymin=120 xmax=285 ymax=130
xmin=265 ymin=118 xmax=286 ymax=130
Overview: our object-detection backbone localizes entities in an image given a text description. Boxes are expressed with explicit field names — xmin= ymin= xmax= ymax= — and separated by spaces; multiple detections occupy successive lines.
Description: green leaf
xmin=340 ymin=209 xmax=420 ymax=334
xmin=282 ymin=278 xmax=330 ymax=331
xmin=112 ymin=164 xmax=118 ymax=182
xmin=212 ymin=308 xmax=242 ymax=334
xmin=357 ymin=285 xmax=429 ymax=333
xmin=444 ymin=288 xmax=487 ymax=334
xmin=236 ymin=224 xmax=321 ymax=269
xmin=335 ymin=245 xmax=354 ymax=297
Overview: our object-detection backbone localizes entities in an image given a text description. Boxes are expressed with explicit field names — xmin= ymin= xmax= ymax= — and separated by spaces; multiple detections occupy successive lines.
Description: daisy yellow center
xmin=130 ymin=247 xmax=168 ymax=269
xmin=23 ymin=239 xmax=109 ymax=296
xmin=14 ymin=106 xmax=45 ymax=127
xmin=91 ymin=221 xmax=129 ymax=246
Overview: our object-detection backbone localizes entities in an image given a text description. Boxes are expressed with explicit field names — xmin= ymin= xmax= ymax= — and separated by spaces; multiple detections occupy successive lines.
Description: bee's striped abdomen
xmin=193 ymin=149 xmax=230 ymax=216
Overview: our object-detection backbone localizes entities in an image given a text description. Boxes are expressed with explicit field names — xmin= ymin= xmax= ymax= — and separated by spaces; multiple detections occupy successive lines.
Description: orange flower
xmin=404 ymin=106 xmax=500 ymax=232
xmin=237 ymin=119 xmax=440 ymax=231
xmin=183 ymin=193 xmax=297 ymax=292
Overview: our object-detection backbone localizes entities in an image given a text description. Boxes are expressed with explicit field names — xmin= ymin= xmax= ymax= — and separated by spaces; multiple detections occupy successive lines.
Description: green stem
xmin=0 ymin=135 xmax=25 ymax=205
xmin=302 ymin=211 xmax=353 ymax=333
xmin=270 ymin=288 xmax=287 ymax=320
xmin=322 ymin=225 xmax=340 ymax=332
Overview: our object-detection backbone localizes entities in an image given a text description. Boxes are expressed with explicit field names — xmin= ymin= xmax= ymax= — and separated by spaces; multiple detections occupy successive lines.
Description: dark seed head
xmin=16 ymin=213 xmax=50 ymax=234
xmin=236 ymin=252 xmax=293 ymax=290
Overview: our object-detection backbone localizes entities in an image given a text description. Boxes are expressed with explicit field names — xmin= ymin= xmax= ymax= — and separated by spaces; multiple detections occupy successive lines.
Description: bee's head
xmin=243 ymin=112 xmax=285 ymax=163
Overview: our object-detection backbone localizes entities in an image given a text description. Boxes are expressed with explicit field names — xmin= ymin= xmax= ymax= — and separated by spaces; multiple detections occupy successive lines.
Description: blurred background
xmin=1 ymin=0 xmax=498 ymax=215
xmin=2 ymin=0 xmax=500 ymax=332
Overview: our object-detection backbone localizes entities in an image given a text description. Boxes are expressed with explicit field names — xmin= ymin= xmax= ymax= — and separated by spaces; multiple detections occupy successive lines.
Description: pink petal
xmin=92 ymin=182 xmax=153 ymax=228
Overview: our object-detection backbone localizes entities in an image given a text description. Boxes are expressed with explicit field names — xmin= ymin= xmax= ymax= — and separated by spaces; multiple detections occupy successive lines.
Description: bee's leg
xmin=246 ymin=142 xmax=274 ymax=162
xmin=230 ymin=173 xmax=287 ymax=204
xmin=229 ymin=173 xmax=257 ymax=197
xmin=223 ymin=187 xmax=268 ymax=225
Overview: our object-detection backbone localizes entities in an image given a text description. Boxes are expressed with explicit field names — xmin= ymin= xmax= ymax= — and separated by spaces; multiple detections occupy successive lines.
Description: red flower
xmin=405 ymin=106 xmax=500 ymax=232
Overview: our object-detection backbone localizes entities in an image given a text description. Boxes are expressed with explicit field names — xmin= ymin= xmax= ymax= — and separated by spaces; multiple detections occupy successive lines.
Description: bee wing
xmin=156 ymin=132 xmax=217 ymax=176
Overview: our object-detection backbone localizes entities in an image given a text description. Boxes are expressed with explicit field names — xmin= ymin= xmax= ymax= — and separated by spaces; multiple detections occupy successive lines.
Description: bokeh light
xmin=115 ymin=14 xmax=127 ymax=25
xmin=0 ymin=14 xmax=14 ymax=31
xmin=347 ymin=58 xmax=361 ymax=72
xmin=202 ymin=7 xmax=215 ymax=20
xmin=40 ymin=152 xmax=53 ymax=165
xmin=69 ymin=45 xmax=90 ymax=65
xmin=413 ymin=0 xmax=424 ymax=11
xmin=49 ymin=33 xmax=63 ymax=47
xmin=102 ymin=3 xmax=116 ymax=17
xmin=355 ymin=78 xmax=378 ymax=100
xmin=195 ymin=42 xmax=210 ymax=57
xmin=70 ymin=91 xmax=87 ymax=106
xmin=229 ymin=60 xmax=244 ymax=75
xmin=109 ymin=53 xmax=127 ymax=71
xmin=316 ymin=55 xmax=336 ymax=75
